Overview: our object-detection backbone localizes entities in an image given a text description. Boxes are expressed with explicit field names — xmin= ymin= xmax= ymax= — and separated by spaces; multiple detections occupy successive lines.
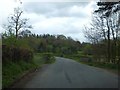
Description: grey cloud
xmin=23 ymin=2 xmax=55 ymax=14
xmin=23 ymin=2 xmax=89 ymax=18
xmin=46 ymin=9 xmax=88 ymax=18
xmin=21 ymin=1 xmax=95 ymax=42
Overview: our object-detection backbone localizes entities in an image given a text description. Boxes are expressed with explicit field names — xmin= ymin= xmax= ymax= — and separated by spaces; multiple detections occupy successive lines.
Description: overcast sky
xmin=0 ymin=0 xmax=98 ymax=42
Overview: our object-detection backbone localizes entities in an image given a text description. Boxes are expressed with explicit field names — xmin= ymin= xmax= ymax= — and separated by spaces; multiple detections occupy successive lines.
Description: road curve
xmin=13 ymin=57 xmax=118 ymax=88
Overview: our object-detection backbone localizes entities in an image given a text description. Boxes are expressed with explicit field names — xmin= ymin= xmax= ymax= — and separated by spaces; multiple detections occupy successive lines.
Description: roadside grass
xmin=63 ymin=55 xmax=119 ymax=74
xmin=2 ymin=61 xmax=36 ymax=88
xmin=80 ymin=61 xmax=119 ymax=75
xmin=80 ymin=61 xmax=118 ymax=69
xmin=33 ymin=53 xmax=45 ymax=67
xmin=2 ymin=53 xmax=55 ymax=88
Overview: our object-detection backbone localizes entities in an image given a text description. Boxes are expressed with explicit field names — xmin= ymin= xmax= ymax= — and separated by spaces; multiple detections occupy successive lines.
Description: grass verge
xmin=2 ymin=53 xmax=55 ymax=88
xmin=2 ymin=61 xmax=36 ymax=88
xmin=63 ymin=55 xmax=119 ymax=75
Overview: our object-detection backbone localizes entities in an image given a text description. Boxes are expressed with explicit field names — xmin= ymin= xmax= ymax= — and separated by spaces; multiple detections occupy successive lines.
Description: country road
xmin=13 ymin=57 xmax=118 ymax=88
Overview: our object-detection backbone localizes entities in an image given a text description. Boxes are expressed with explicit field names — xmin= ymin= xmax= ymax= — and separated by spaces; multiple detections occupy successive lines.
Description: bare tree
xmin=83 ymin=13 xmax=109 ymax=62
xmin=83 ymin=14 xmax=105 ymax=44
xmin=4 ymin=7 xmax=32 ymax=39
xmin=84 ymin=1 xmax=120 ymax=63
xmin=94 ymin=1 xmax=120 ymax=63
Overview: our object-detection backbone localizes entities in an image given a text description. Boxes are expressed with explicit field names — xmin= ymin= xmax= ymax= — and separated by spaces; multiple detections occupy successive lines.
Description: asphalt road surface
xmin=13 ymin=57 xmax=118 ymax=88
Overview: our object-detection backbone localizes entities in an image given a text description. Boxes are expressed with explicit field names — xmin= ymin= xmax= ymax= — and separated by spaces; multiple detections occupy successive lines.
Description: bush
xmin=19 ymin=47 xmax=33 ymax=62
xmin=2 ymin=45 xmax=33 ymax=64
xmin=42 ymin=53 xmax=55 ymax=64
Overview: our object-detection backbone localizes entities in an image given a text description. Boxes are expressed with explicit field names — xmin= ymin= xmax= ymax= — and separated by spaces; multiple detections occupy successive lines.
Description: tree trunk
xmin=106 ymin=18 xmax=111 ymax=63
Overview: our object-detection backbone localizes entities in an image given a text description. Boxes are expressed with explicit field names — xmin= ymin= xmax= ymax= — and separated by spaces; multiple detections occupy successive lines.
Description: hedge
xmin=2 ymin=45 xmax=33 ymax=64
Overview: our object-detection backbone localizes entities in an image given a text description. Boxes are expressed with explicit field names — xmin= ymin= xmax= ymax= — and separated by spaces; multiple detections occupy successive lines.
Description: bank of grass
xmin=2 ymin=60 xmax=36 ymax=88
xmin=64 ymin=54 xmax=119 ymax=74
xmin=2 ymin=53 xmax=55 ymax=88
xmin=81 ymin=61 xmax=119 ymax=75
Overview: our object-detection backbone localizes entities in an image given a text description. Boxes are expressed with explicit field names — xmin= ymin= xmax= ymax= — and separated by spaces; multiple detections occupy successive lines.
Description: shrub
xmin=42 ymin=53 xmax=55 ymax=64
xmin=2 ymin=45 xmax=33 ymax=64
xmin=19 ymin=47 xmax=33 ymax=62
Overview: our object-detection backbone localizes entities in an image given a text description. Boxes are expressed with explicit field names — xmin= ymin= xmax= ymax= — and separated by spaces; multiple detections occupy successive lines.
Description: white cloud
xmin=21 ymin=0 xmax=96 ymax=3
xmin=0 ymin=0 xmax=19 ymax=33
xmin=0 ymin=0 xmax=97 ymax=42
xmin=22 ymin=12 xmax=46 ymax=24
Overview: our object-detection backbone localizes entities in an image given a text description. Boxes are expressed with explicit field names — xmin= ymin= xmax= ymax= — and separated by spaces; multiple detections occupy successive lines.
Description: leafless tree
xmin=4 ymin=7 xmax=32 ymax=39
xmin=83 ymin=14 xmax=106 ymax=44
